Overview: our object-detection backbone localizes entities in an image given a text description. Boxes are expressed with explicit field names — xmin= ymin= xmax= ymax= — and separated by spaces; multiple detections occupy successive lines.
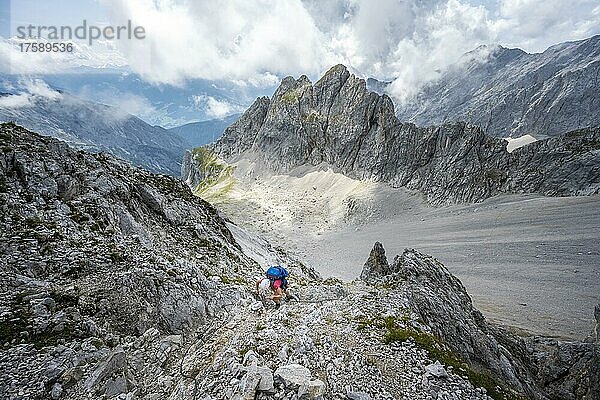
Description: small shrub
xmin=358 ymin=316 xmax=525 ymax=400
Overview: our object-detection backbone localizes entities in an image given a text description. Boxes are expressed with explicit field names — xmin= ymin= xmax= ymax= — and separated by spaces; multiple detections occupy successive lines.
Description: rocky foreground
xmin=1 ymin=124 xmax=598 ymax=400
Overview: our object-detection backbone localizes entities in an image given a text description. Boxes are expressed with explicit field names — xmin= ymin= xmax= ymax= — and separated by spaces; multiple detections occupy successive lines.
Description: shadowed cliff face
xmin=200 ymin=64 xmax=600 ymax=205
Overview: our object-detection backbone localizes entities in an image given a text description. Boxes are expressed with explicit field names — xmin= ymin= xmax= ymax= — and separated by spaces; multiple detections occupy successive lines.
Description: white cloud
xmin=97 ymin=0 xmax=599 ymax=98
xmin=191 ymin=95 xmax=243 ymax=119
xmin=491 ymin=0 xmax=600 ymax=52
xmin=100 ymin=0 xmax=330 ymax=85
xmin=77 ymin=87 xmax=155 ymax=119
xmin=0 ymin=93 xmax=31 ymax=108
xmin=385 ymin=0 xmax=493 ymax=101
xmin=0 ymin=37 xmax=127 ymax=74
xmin=0 ymin=78 xmax=63 ymax=109
xmin=2 ymin=0 xmax=599 ymax=101
xmin=22 ymin=78 xmax=62 ymax=100
xmin=108 ymin=92 xmax=155 ymax=117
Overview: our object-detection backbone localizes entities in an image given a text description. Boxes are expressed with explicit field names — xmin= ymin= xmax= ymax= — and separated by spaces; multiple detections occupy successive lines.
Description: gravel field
xmin=296 ymin=194 xmax=600 ymax=340
xmin=211 ymin=165 xmax=600 ymax=340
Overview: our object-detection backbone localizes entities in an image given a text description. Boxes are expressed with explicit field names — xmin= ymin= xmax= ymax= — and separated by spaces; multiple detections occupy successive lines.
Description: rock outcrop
xmin=0 ymin=123 xmax=263 ymax=399
xmin=193 ymin=64 xmax=600 ymax=204
xmin=395 ymin=35 xmax=600 ymax=138
xmin=359 ymin=241 xmax=390 ymax=283
xmin=360 ymin=244 xmax=600 ymax=400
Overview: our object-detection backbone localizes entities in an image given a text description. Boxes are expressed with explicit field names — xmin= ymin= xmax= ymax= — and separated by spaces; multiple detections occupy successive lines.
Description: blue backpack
xmin=266 ymin=265 xmax=289 ymax=289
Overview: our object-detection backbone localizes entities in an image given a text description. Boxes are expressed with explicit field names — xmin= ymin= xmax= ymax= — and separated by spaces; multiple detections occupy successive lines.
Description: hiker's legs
xmin=272 ymin=287 xmax=284 ymax=303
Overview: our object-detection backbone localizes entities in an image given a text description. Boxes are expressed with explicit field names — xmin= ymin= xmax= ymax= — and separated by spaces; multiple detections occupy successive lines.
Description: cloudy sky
xmin=1 ymin=0 xmax=599 ymax=113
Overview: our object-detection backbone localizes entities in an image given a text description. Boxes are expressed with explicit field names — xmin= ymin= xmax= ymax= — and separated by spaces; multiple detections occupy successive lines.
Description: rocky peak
xmin=318 ymin=64 xmax=350 ymax=82
xmin=359 ymin=243 xmax=600 ymax=400
xmin=396 ymin=36 xmax=600 ymax=138
xmin=193 ymin=63 xmax=600 ymax=205
xmin=314 ymin=64 xmax=350 ymax=92
xmin=360 ymin=241 xmax=390 ymax=282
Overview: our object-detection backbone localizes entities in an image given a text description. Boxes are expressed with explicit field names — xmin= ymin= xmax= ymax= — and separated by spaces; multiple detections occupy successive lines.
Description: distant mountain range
xmin=395 ymin=35 xmax=600 ymax=138
xmin=2 ymin=36 xmax=599 ymax=180
xmin=185 ymin=64 xmax=600 ymax=204
xmin=4 ymin=69 xmax=272 ymax=128
xmin=168 ymin=114 xmax=240 ymax=147
xmin=0 ymin=89 xmax=188 ymax=176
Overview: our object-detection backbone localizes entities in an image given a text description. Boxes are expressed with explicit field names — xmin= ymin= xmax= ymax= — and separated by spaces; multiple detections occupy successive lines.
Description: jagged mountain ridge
xmin=0 ymin=123 xmax=598 ymax=399
xmin=395 ymin=35 xmax=600 ymax=138
xmin=361 ymin=243 xmax=599 ymax=400
xmin=200 ymin=64 xmax=600 ymax=204
xmin=0 ymin=91 xmax=188 ymax=176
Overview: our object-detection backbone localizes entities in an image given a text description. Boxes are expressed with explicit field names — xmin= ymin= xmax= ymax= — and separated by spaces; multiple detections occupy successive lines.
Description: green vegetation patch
xmin=191 ymin=147 xmax=236 ymax=199
xmin=302 ymin=110 xmax=323 ymax=123
xmin=280 ymin=89 xmax=300 ymax=105
xmin=220 ymin=275 xmax=246 ymax=285
xmin=357 ymin=316 xmax=525 ymax=400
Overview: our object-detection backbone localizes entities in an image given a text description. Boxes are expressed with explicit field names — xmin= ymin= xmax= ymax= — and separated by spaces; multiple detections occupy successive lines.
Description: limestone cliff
xmin=184 ymin=65 xmax=600 ymax=205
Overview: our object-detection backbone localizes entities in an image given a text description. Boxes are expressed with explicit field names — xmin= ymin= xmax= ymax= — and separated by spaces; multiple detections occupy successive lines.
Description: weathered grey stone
xmin=298 ymin=379 xmax=326 ymax=398
xmin=360 ymin=242 xmax=389 ymax=283
xmin=346 ymin=391 xmax=371 ymax=400
xmin=242 ymin=350 xmax=259 ymax=366
xmin=274 ymin=363 xmax=313 ymax=386
xmin=425 ymin=361 xmax=449 ymax=379
xmin=361 ymin=242 xmax=600 ymax=400
xmin=60 ymin=367 xmax=84 ymax=389
xmin=104 ymin=376 xmax=128 ymax=397
xmin=50 ymin=383 xmax=63 ymax=399
xmin=239 ymin=365 xmax=261 ymax=400
xmin=256 ymin=366 xmax=274 ymax=392
xmin=395 ymin=36 xmax=600 ymax=139
xmin=85 ymin=347 xmax=127 ymax=392
xmin=190 ymin=64 xmax=600 ymax=205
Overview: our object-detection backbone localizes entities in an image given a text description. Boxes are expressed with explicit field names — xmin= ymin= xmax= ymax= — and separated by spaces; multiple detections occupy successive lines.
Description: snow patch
xmin=505 ymin=134 xmax=537 ymax=152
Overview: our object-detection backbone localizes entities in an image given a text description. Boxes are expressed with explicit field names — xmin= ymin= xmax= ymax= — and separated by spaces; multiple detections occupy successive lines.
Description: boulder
xmin=274 ymin=364 xmax=312 ymax=386
xmin=256 ymin=366 xmax=274 ymax=392
xmin=298 ymin=379 xmax=326 ymax=398
xmin=346 ymin=391 xmax=371 ymax=400
xmin=424 ymin=361 xmax=449 ymax=379
xmin=84 ymin=347 xmax=127 ymax=393
xmin=274 ymin=364 xmax=324 ymax=398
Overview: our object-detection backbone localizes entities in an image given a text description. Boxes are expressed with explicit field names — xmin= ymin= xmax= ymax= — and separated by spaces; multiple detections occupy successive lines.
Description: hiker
xmin=256 ymin=265 xmax=289 ymax=306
